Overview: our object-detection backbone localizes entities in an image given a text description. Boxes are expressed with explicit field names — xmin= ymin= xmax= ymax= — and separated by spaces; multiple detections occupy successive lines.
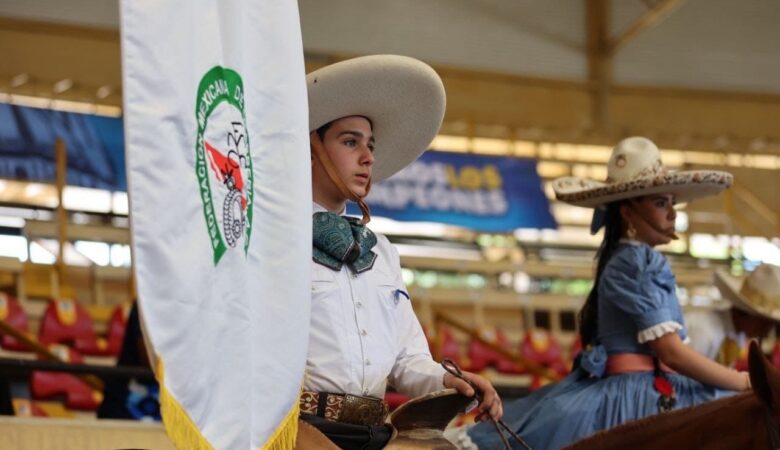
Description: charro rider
xmin=300 ymin=54 xmax=502 ymax=449
xmin=686 ymin=263 xmax=780 ymax=367
xmin=461 ymin=136 xmax=750 ymax=450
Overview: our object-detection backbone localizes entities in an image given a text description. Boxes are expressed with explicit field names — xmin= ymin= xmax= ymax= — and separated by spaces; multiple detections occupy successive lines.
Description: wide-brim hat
xmin=714 ymin=264 xmax=780 ymax=322
xmin=553 ymin=136 xmax=732 ymax=208
xmin=307 ymin=55 xmax=446 ymax=182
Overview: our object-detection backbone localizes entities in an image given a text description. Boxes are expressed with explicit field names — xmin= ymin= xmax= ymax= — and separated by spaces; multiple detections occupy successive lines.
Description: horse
xmin=562 ymin=341 xmax=780 ymax=450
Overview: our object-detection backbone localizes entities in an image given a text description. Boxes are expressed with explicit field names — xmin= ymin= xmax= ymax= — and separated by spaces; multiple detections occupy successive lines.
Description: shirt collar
xmin=312 ymin=201 xmax=347 ymax=216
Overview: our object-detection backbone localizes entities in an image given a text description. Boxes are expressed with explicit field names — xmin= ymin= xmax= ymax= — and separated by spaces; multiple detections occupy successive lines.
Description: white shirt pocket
xmin=373 ymin=265 xmax=404 ymax=310
xmin=311 ymin=264 xmax=338 ymax=298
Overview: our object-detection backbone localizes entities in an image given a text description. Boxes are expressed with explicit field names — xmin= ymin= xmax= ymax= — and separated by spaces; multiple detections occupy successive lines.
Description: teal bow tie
xmin=313 ymin=212 xmax=377 ymax=273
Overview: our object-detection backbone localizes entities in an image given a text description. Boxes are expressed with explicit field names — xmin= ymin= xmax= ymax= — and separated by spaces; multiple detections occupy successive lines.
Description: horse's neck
xmin=567 ymin=393 xmax=764 ymax=450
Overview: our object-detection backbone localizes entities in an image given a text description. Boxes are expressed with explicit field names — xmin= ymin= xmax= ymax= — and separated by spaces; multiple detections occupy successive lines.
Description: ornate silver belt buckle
xmin=340 ymin=394 xmax=384 ymax=426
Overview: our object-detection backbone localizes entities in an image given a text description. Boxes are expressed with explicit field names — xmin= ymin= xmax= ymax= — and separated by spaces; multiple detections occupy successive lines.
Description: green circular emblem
xmin=194 ymin=66 xmax=253 ymax=265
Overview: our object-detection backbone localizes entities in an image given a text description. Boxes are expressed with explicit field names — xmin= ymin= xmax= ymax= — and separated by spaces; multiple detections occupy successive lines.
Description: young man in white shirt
xmin=686 ymin=264 xmax=779 ymax=366
xmin=302 ymin=55 xmax=502 ymax=449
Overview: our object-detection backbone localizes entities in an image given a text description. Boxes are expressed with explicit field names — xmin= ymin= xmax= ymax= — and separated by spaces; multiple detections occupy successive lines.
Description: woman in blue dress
xmin=458 ymin=137 xmax=750 ymax=450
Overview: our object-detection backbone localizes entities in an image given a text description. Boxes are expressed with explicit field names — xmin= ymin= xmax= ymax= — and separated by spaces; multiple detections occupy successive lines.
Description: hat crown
xmin=742 ymin=264 xmax=780 ymax=299
xmin=606 ymin=137 xmax=665 ymax=183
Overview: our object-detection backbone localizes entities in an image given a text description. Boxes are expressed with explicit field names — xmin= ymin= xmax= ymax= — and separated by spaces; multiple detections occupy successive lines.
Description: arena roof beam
xmin=586 ymin=0 xmax=686 ymax=131
xmin=608 ymin=0 xmax=687 ymax=55
xmin=586 ymin=0 xmax=611 ymax=131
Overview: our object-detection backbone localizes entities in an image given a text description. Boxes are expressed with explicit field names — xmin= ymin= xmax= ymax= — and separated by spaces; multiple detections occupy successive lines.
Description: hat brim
xmin=714 ymin=269 xmax=780 ymax=322
xmin=553 ymin=170 xmax=733 ymax=208
xmin=307 ymin=55 xmax=445 ymax=182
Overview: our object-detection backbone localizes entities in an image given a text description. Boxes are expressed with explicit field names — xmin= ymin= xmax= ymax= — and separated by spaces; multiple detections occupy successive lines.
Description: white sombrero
xmin=307 ymin=54 xmax=445 ymax=182
xmin=553 ymin=137 xmax=733 ymax=208
xmin=715 ymin=264 xmax=780 ymax=322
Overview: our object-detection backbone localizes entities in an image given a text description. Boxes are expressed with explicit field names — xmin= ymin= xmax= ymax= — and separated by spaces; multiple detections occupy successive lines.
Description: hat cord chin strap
xmin=310 ymin=132 xmax=372 ymax=224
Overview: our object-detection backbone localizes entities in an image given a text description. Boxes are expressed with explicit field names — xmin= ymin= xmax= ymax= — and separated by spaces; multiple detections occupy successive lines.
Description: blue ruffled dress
xmin=465 ymin=242 xmax=734 ymax=450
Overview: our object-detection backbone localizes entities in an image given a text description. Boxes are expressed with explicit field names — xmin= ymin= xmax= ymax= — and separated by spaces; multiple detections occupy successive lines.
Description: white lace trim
xmin=443 ymin=424 xmax=479 ymax=450
xmin=637 ymin=320 xmax=683 ymax=344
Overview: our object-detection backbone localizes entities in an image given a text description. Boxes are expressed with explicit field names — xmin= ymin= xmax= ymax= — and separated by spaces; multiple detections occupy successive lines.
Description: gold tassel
xmin=261 ymin=401 xmax=300 ymax=450
xmin=157 ymin=358 xmax=300 ymax=450
xmin=157 ymin=359 xmax=216 ymax=450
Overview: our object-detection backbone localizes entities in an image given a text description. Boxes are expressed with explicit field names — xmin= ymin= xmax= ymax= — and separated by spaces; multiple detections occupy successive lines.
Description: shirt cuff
xmin=637 ymin=320 xmax=683 ymax=344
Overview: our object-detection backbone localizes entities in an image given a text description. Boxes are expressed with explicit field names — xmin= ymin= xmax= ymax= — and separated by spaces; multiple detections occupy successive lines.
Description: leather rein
xmin=442 ymin=359 xmax=533 ymax=450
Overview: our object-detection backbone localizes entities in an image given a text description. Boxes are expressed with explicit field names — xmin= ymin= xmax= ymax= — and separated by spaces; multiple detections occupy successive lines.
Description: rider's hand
xmin=444 ymin=370 xmax=503 ymax=422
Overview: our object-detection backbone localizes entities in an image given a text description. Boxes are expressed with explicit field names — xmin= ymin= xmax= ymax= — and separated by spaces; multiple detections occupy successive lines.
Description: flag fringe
xmin=157 ymin=359 xmax=215 ymax=450
xmin=156 ymin=358 xmax=300 ymax=450
xmin=261 ymin=400 xmax=299 ymax=450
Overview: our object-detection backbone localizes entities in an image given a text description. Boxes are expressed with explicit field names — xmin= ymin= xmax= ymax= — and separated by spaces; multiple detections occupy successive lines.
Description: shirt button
xmin=361 ymin=329 xmax=368 ymax=336
xmin=365 ymin=359 xmax=371 ymax=366
xmin=363 ymin=389 xmax=370 ymax=395
xmin=356 ymin=301 xmax=362 ymax=308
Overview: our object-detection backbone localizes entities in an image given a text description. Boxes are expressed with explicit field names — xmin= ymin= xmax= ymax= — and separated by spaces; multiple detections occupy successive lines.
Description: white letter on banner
xmin=429 ymin=185 xmax=451 ymax=211
xmin=431 ymin=163 xmax=449 ymax=186
xmin=488 ymin=190 xmax=509 ymax=215
xmin=391 ymin=184 xmax=414 ymax=209
xmin=414 ymin=184 xmax=430 ymax=209
xmin=452 ymin=189 xmax=471 ymax=213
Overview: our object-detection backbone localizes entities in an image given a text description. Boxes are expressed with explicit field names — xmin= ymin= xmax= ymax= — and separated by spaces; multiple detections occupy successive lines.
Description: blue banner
xmin=0 ymin=104 xmax=555 ymax=231
xmin=349 ymin=150 xmax=556 ymax=231
xmin=0 ymin=103 xmax=125 ymax=191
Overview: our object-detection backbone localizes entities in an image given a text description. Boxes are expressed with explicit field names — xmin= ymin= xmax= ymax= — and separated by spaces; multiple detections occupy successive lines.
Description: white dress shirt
xmin=305 ymin=203 xmax=446 ymax=399
xmin=685 ymin=308 xmax=744 ymax=361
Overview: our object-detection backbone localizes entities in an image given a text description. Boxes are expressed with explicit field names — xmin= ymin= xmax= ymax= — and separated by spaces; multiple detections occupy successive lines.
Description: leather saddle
xmin=384 ymin=389 xmax=474 ymax=449
xmin=294 ymin=389 xmax=473 ymax=449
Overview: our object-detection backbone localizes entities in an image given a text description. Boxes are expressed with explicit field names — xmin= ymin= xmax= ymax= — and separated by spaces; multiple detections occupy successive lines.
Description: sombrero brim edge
xmin=554 ymin=170 xmax=733 ymax=208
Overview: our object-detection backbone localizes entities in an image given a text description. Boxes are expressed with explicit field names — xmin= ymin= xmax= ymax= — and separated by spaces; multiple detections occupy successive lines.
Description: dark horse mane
xmin=563 ymin=341 xmax=780 ymax=450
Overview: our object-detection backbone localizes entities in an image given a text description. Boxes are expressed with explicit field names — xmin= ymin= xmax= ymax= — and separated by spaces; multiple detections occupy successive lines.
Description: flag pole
xmin=55 ymin=138 xmax=67 ymax=299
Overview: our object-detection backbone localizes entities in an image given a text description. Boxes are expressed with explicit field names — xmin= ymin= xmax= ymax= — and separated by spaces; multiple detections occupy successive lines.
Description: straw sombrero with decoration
xmin=715 ymin=264 xmax=780 ymax=322
xmin=307 ymin=54 xmax=446 ymax=182
xmin=553 ymin=137 xmax=733 ymax=209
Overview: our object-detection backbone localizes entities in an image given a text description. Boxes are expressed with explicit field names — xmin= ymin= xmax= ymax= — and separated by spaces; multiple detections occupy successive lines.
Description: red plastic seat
xmin=30 ymin=344 xmax=103 ymax=410
xmin=38 ymin=298 xmax=111 ymax=356
xmin=521 ymin=329 xmax=567 ymax=389
xmin=428 ymin=326 xmax=469 ymax=370
xmin=0 ymin=293 xmax=30 ymax=352
xmin=468 ymin=326 xmax=523 ymax=374
xmin=106 ymin=302 xmax=132 ymax=356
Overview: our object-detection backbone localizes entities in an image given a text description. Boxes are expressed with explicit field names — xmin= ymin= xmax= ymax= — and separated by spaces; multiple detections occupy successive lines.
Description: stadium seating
xmin=38 ymin=298 xmax=113 ymax=356
xmin=520 ymin=329 xmax=568 ymax=389
xmin=30 ymin=344 xmax=103 ymax=410
xmin=0 ymin=293 xmax=30 ymax=352
xmin=468 ymin=326 xmax=523 ymax=374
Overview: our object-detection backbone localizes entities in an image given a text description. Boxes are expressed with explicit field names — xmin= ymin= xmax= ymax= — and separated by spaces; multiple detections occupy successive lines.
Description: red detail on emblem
xmin=204 ymin=140 xmax=247 ymax=210
xmin=654 ymin=376 xmax=674 ymax=397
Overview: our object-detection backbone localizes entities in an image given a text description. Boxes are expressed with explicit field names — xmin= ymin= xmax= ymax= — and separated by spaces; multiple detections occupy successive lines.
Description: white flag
xmin=120 ymin=1 xmax=311 ymax=449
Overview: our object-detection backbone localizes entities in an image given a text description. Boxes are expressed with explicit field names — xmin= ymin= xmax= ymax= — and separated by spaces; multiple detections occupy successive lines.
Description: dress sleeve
xmin=599 ymin=245 xmax=682 ymax=344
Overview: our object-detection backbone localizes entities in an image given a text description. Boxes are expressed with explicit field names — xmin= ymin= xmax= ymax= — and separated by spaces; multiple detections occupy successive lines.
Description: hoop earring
xmin=627 ymin=222 xmax=637 ymax=239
